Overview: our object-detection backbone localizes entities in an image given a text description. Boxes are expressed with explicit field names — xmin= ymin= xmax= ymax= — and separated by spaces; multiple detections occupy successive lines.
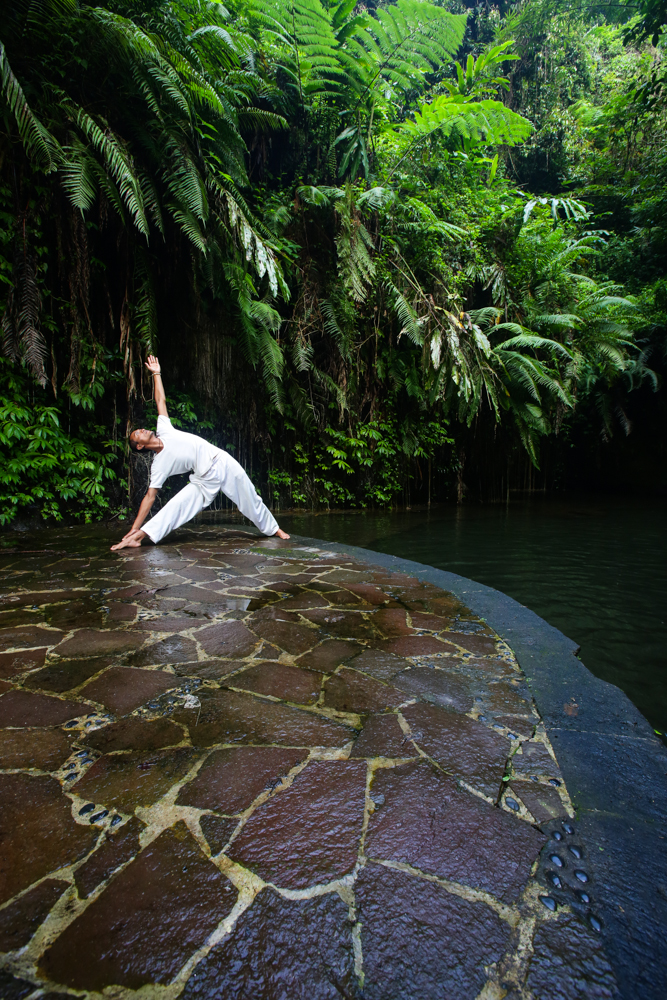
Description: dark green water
xmin=278 ymin=495 xmax=667 ymax=733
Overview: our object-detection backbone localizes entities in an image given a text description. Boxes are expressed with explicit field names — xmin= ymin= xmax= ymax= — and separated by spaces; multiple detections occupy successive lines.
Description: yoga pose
xmin=111 ymin=356 xmax=289 ymax=550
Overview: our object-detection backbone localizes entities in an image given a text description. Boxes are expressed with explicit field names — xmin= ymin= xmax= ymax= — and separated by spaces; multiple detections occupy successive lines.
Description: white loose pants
xmin=143 ymin=453 xmax=278 ymax=543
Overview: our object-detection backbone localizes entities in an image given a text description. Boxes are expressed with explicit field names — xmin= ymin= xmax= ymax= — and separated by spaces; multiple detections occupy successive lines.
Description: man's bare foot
xmin=274 ymin=528 xmax=290 ymax=540
xmin=110 ymin=531 xmax=147 ymax=551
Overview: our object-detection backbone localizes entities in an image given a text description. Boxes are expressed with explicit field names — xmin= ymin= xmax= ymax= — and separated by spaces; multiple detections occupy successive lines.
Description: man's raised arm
xmin=146 ymin=354 xmax=168 ymax=417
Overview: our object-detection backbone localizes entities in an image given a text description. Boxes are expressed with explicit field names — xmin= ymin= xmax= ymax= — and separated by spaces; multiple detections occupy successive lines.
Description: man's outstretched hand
xmin=145 ymin=354 xmax=161 ymax=375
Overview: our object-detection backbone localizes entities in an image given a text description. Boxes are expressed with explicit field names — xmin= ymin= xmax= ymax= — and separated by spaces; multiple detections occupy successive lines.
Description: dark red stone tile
xmin=446 ymin=632 xmax=499 ymax=656
xmin=105 ymin=584 xmax=151 ymax=600
xmin=106 ymin=602 xmax=138 ymax=622
xmin=158 ymin=583 xmax=237 ymax=605
xmin=229 ymin=760 xmax=367 ymax=888
xmin=79 ymin=666 xmax=179 ymax=715
xmin=249 ymin=606 xmax=301 ymax=624
xmin=508 ymin=783 xmax=567 ymax=823
xmin=177 ymin=747 xmax=306 ymax=813
xmin=0 ymin=690 xmax=89 ymax=728
xmin=512 ymin=740 xmax=560 ymax=779
xmin=74 ymin=817 xmax=144 ymax=899
xmin=181 ymin=567 xmax=221 ymax=583
xmin=409 ymin=610 xmax=457 ymax=631
xmin=488 ymin=681 xmax=533 ymax=714
xmin=0 ymin=589 xmax=83 ymax=608
xmin=301 ymin=609 xmax=376 ymax=641
xmin=346 ymin=582 xmax=394 ymax=605
xmin=82 ymin=716 xmax=184 ymax=753
xmin=403 ymin=703 xmax=510 ymax=797
xmin=0 ymin=680 xmax=10 ymax=693
xmin=133 ymin=616 xmax=210 ymax=632
xmin=23 ymin=656 xmax=112 ymax=694
xmin=232 ymin=662 xmax=323 ymax=704
xmin=494 ymin=714 xmax=535 ymax=738
xmin=194 ymin=620 xmax=259 ymax=658
xmin=349 ymin=647 xmax=409 ymax=681
xmin=324 ymin=668 xmax=406 ymax=714
xmin=321 ymin=569 xmax=366 ymax=583
xmin=392 ymin=667 xmax=473 ymax=712
xmin=200 ymin=814 xmax=237 ymax=855
xmin=42 ymin=600 xmax=106 ymax=631
xmin=378 ymin=635 xmax=457 ymax=657
xmin=251 ymin=618 xmax=319 ymax=655
xmin=272 ymin=591 xmax=330 ymax=610
xmin=295 ymin=639 xmax=361 ymax=671
xmin=174 ymin=658 xmax=246 ymax=680
xmin=74 ymin=748 xmax=198 ymax=812
xmin=365 ymin=761 xmax=545 ymax=902
xmin=54 ymin=629 xmax=144 ymax=657
xmin=526 ymin=914 xmax=618 ymax=998
xmin=0 ymin=773 xmax=96 ymax=905
xmin=350 ymin=713 xmax=412 ymax=759
xmin=129 ymin=634 xmax=198 ymax=666
xmin=186 ymin=690 xmax=355 ymax=749
xmin=324 ymin=588 xmax=366 ymax=606
xmin=356 ymin=863 xmax=510 ymax=1000
xmin=0 ymin=877 xmax=67 ymax=951
xmin=0 ymin=648 xmax=47 ymax=680
xmin=373 ymin=607 xmax=412 ymax=638
xmin=0 ymin=728 xmax=77 ymax=770
xmin=0 ymin=625 xmax=64 ymax=652
xmin=40 ymin=823 xmax=237 ymax=990
xmin=181 ymin=888 xmax=356 ymax=1000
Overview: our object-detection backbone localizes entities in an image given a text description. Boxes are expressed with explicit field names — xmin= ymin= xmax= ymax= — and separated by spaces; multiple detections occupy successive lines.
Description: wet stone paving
xmin=0 ymin=527 xmax=620 ymax=999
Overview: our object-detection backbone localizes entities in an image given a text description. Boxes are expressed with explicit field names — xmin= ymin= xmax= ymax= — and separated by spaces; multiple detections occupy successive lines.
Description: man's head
xmin=129 ymin=428 xmax=162 ymax=451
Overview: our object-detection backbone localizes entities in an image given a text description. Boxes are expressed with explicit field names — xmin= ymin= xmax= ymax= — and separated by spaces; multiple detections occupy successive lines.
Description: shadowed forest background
xmin=1 ymin=0 xmax=666 ymax=525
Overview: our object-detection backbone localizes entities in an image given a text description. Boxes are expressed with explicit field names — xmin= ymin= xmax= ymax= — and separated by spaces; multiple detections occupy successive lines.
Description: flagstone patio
xmin=0 ymin=528 xmax=618 ymax=999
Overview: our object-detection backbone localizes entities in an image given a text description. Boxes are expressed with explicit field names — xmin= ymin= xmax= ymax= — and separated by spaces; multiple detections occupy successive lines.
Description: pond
xmin=278 ymin=494 xmax=667 ymax=735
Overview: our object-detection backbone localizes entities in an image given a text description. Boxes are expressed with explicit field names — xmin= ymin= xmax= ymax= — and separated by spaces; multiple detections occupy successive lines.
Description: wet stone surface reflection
xmin=0 ymin=527 xmax=618 ymax=998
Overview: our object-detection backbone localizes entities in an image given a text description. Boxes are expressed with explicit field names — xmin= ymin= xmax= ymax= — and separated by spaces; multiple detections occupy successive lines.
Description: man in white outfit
xmin=110 ymin=355 xmax=289 ymax=550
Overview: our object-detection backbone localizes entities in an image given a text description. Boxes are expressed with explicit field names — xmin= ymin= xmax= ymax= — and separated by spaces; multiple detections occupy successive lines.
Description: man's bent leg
xmin=143 ymin=483 xmax=206 ymax=544
xmin=217 ymin=455 xmax=279 ymax=536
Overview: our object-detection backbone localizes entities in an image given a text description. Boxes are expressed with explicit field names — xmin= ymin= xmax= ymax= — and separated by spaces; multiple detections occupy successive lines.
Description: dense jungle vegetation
xmin=1 ymin=0 xmax=666 ymax=524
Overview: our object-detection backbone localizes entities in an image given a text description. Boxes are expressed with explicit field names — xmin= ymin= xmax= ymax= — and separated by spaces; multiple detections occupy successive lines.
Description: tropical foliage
xmin=0 ymin=0 xmax=665 ymax=522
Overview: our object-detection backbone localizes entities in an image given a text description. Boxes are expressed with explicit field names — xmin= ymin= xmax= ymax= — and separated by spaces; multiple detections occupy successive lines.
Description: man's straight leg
xmin=217 ymin=454 xmax=279 ymax=536
xmin=142 ymin=483 xmax=206 ymax=544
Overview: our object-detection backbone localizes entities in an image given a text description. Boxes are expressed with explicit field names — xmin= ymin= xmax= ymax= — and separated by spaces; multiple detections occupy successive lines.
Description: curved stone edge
xmin=284 ymin=531 xmax=667 ymax=1000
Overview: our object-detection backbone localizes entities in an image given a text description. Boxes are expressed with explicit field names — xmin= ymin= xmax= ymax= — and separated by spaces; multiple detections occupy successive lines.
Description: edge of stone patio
xmin=279 ymin=530 xmax=667 ymax=1000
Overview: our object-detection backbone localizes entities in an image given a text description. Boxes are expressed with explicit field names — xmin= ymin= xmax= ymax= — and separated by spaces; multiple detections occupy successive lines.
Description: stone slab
xmin=176 ymin=746 xmax=306 ymax=814
xmin=79 ymin=666 xmax=179 ymax=715
xmin=40 ymin=824 xmax=237 ymax=990
xmin=0 ymin=878 xmax=68 ymax=952
xmin=180 ymin=888 xmax=356 ymax=1000
xmin=82 ymin=716 xmax=184 ymax=754
xmin=365 ymin=761 xmax=545 ymax=902
xmin=350 ymin=713 xmax=413 ymax=759
xmin=392 ymin=666 xmax=474 ymax=712
xmin=23 ymin=656 xmax=112 ymax=694
xmin=184 ymin=689 xmax=355 ymax=749
xmin=0 ymin=690 xmax=89 ymax=728
xmin=0 ymin=647 xmax=48 ymax=679
xmin=0 ymin=728 xmax=77 ymax=770
xmin=526 ymin=913 xmax=619 ymax=998
xmin=356 ymin=862 xmax=511 ymax=1000
xmin=228 ymin=760 xmax=367 ymax=888
xmin=74 ymin=817 xmax=144 ymax=899
xmin=402 ymin=702 xmax=510 ymax=797
xmin=0 ymin=773 xmax=96 ymax=905
xmin=323 ymin=667 xmax=406 ymax=714
xmin=53 ymin=629 xmax=144 ymax=657
xmin=73 ymin=747 xmax=198 ymax=812
xmin=295 ymin=638 xmax=361 ymax=670
xmin=194 ymin=620 xmax=259 ymax=658
xmin=231 ymin=661 xmax=323 ymax=704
